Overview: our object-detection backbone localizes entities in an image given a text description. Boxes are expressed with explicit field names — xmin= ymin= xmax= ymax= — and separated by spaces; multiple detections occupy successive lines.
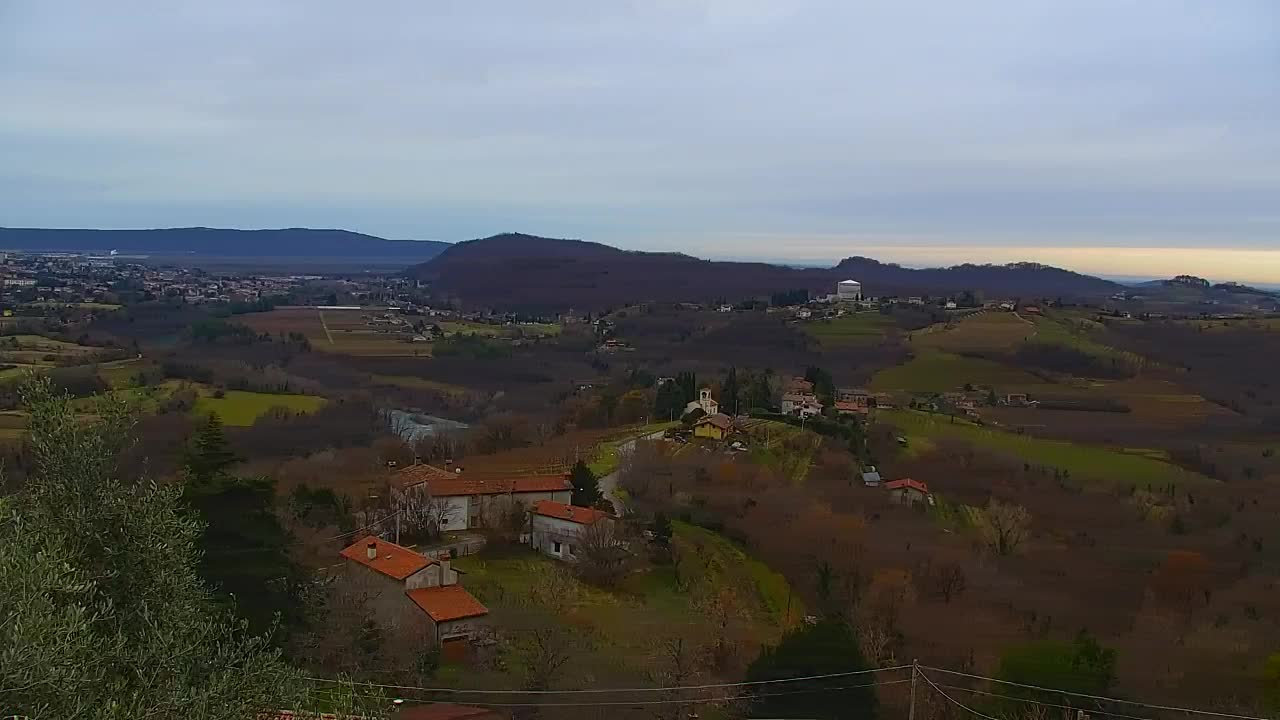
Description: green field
xmin=193 ymin=390 xmax=327 ymax=426
xmin=871 ymin=350 xmax=1050 ymax=393
xmin=880 ymin=409 xmax=1209 ymax=487
xmin=804 ymin=312 xmax=897 ymax=347
xmin=914 ymin=312 xmax=1034 ymax=353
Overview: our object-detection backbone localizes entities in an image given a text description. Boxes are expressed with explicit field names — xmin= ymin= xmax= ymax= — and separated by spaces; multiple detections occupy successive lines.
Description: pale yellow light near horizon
xmin=852 ymin=246 xmax=1280 ymax=285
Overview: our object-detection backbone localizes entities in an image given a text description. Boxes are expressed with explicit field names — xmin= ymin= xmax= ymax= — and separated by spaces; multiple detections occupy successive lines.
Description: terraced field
xmin=913 ymin=311 xmax=1034 ymax=353
xmin=0 ymin=334 xmax=104 ymax=379
xmin=880 ymin=409 xmax=1210 ymax=487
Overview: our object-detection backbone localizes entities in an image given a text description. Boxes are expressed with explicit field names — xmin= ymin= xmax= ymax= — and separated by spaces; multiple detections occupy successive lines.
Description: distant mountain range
xmin=409 ymin=233 xmax=1122 ymax=310
xmin=0 ymin=227 xmax=449 ymax=260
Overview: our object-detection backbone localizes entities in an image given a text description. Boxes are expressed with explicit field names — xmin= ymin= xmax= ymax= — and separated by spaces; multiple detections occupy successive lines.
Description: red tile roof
xmin=396 ymin=704 xmax=504 ymax=720
xmin=414 ymin=474 xmax=572 ymax=497
xmin=396 ymin=463 xmax=460 ymax=488
xmin=406 ymin=585 xmax=490 ymax=623
xmin=532 ymin=500 xmax=611 ymax=525
xmin=339 ymin=536 xmax=433 ymax=580
xmin=885 ymin=478 xmax=930 ymax=494
xmin=695 ymin=412 xmax=734 ymax=430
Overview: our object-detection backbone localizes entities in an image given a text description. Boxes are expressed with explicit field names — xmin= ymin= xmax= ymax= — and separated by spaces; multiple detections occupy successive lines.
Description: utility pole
xmin=908 ymin=659 xmax=919 ymax=720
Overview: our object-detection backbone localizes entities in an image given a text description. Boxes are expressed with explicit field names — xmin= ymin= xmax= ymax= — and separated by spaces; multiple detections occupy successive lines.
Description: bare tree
xmin=393 ymin=486 xmax=456 ymax=542
xmin=918 ymin=555 xmax=968 ymax=603
xmin=977 ymin=499 xmax=1031 ymax=556
xmin=574 ymin=519 xmax=632 ymax=588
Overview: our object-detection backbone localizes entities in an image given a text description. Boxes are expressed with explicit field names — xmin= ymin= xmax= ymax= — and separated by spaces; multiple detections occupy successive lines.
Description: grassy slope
xmin=881 ymin=409 xmax=1209 ymax=487
xmin=193 ymin=390 xmax=327 ymax=426
xmin=871 ymin=350 xmax=1051 ymax=394
xmin=804 ymin=312 xmax=897 ymax=347
xmin=914 ymin=312 xmax=1034 ymax=353
xmin=452 ymin=526 xmax=797 ymax=681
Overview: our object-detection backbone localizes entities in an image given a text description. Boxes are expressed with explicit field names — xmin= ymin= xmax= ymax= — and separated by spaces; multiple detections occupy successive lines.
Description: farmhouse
xmin=529 ymin=500 xmax=614 ymax=561
xmin=885 ymin=478 xmax=930 ymax=505
xmin=693 ymin=412 xmax=734 ymax=440
xmin=339 ymin=537 xmax=489 ymax=653
xmin=782 ymin=392 xmax=823 ymax=418
xmin=397 ymin=465 xmax=572 ymax=532
xmin=835 ymin=387 xmax=871 ymax=415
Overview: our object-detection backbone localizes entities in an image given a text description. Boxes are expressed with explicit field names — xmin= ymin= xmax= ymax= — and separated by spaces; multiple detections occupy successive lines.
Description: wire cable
xmin=926 ymin=661 xmax=1274 ymax=717
xmin=304 ymin=664 xmax=911 ymax=696
xmin=322 ymin=509 xmax=402 ymax=542
xmin=928 ymin=680 xmax=1157 ymax=720
xmin=919 ymin=670 xmax=1008 ymax=720
xmin=921 ymin=666 xmax=1274 ymax=720
xmin=385 ymin=678 xmax=911 ymax=709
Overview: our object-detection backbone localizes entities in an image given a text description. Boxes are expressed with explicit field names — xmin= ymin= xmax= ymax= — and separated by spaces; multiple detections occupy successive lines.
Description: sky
xmin=2 ymin=1 xmax=1278 ymax=283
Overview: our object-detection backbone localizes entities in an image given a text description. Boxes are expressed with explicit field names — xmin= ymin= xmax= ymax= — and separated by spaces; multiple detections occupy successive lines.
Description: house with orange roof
xmin=529 ymin=500 xmax=614 ymax=561
xmin=884 ymin=478 xmax=931 ymax=506
xmin=395 ymin=465 xmax=572 ymax=532
xmin=339 ymin=536 xmax=489 ymax=652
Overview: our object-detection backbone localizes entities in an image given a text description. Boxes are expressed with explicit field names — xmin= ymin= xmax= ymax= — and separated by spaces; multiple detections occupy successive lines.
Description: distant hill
xmin=409 ymin=233 xmax=1121 ymax=310
xmin=0 ymin=227 xmax=449 ymax=261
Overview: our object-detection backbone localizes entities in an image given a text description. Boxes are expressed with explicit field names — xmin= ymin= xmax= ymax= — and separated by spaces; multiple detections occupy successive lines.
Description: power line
xmin=918 ymin=670 xmax=1006 ymax=720
xmin=385 ymin=678 xmax=911 ymax=709
xmin=322 ymin=509 xmax=402 ymax=542
xmin=928 ymin=680 xmax=1157 ymax=720
xmin=304 ymin=664 xmax=911 ymax=696
xmin=921 ymin=666 xmax=1274 ymax=720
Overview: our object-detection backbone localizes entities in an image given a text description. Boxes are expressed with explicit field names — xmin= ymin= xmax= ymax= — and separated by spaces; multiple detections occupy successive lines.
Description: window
xmin=566 ymin=545 xmax=573 ymax=556
xmin=553 ymin=541 xmax=561 ymax=554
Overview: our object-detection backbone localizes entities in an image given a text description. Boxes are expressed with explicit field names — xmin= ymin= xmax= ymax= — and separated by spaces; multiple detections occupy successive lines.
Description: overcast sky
xmin=2 ymin=1 xmax=1278 ymax=281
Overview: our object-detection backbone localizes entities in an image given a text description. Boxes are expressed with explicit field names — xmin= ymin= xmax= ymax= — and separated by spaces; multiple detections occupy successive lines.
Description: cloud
xmin=1 ymin=0 xmax=1277 ymax=279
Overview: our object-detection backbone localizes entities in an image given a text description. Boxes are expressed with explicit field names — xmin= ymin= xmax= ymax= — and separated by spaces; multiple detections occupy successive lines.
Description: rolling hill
xmin=0 ymin=227 xmax=449 ymax=261
xmin=408 ymin=233 xmax=1121 ymax=310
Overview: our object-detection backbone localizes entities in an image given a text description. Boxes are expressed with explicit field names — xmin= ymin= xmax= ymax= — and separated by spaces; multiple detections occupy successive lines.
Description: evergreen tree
xmin=723 ymin=366 xmax=740 ymax=416
xmin=746 ymin=619 xmax=878 ymax=720
xmin=804 ymin=366 xmax=836 ymax=407
xmin=184 ymin=413 xmax=240 ymax=483
xmin=747 ymin=368 xmax=775 ymax=411
xmin=654 ymin=380 xmax=685 ymax=421
xmin=569 ymin=459 xmax=602 ymax=507
xmin=183 ymin=413 xmax=301 ymax=640
xmin=676 ymin=370 xmax=698 ymax=405
xmin=651 ymin=511 xmax=673 ymax=546
xmin=0 ymin=378 xmax=372 ymax=718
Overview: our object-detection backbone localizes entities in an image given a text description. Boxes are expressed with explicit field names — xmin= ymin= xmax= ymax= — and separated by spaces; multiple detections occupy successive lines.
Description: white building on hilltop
xmin=837 ymin=279 xmax=862 ymax=301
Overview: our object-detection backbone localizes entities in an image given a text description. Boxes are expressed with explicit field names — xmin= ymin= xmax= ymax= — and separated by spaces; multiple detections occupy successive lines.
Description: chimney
xmin=366 ymin=541 xmax=377 ymax=560
xmin=439 ymin=552 xmax=454 ymax=586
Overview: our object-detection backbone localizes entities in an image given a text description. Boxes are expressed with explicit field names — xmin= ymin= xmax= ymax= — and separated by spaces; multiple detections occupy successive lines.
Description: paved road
xmin=598 ymin=429 xmax=666 ymax=515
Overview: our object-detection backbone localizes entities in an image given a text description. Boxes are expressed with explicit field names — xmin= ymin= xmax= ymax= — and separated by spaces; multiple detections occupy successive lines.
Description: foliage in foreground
xmin=745 ymin=619 xmax=878 ymax=720
xmin=0 ymin=378 xmax=369 ymax=719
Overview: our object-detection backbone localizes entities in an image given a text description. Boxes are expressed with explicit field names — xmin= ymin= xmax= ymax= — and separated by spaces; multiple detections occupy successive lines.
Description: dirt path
xmin=317 ymin=309 xmax=336 ymax=345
